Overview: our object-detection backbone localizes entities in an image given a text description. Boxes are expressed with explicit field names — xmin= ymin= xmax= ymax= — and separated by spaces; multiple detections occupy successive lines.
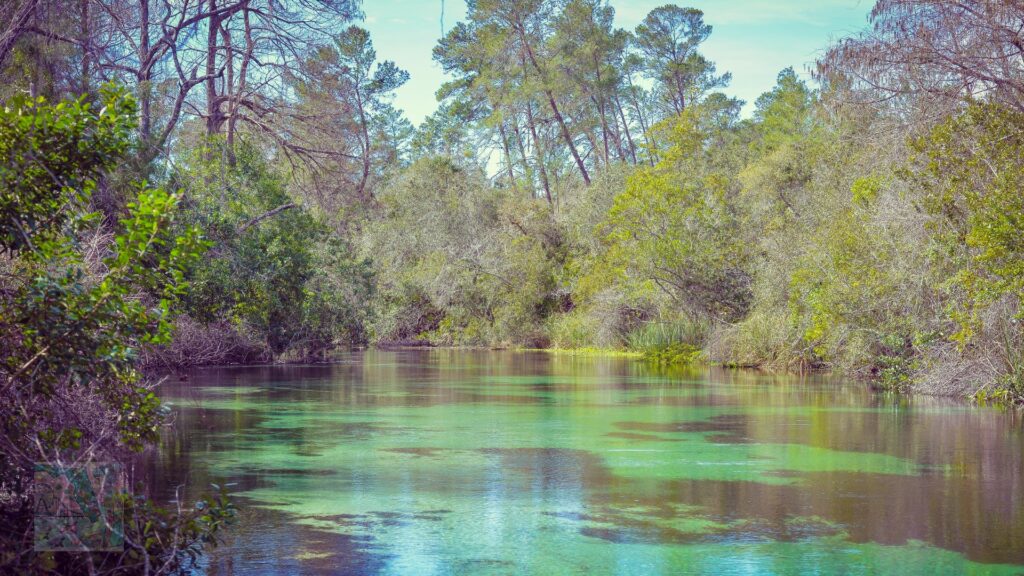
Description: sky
xmin=361 ymin=0 xmax=875 ymax=126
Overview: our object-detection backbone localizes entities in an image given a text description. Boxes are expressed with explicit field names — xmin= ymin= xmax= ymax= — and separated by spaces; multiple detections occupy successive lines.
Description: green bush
xmin=546 ymin=310 xmax=602 ymax=349
xmin=0 ymin=86 xmax=232 ymax=573
xmin=169 ymin=141 xmax=371 ymax=361
xmin=365 ymin=157 xmax=565 ymax=347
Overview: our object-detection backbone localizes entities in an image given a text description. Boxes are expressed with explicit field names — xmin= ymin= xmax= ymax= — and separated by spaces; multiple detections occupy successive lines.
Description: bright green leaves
xmin=600 ymin=108 xmax=751 ymax=322
xmin=11 ymin=186 xmax=202 ymax=403
xmin=774 ymin=101 xmax=1024 ymax=387
xmin=1 ymin=86 xmax=207 ymax=449
xmin=907 ymin=103 xmax=1024 ymax=346
xmin=851 ymin=176 xmax=882 ymax=206
xmin=783 ymin=197 xmax=921 ymax=377
xmin=0 ymin=85 xmax=135 ymax=254
xmin=730 ymin=68 xmax=929 ymax=377
xmin=106 ymin=186 xmax=207 ymax=346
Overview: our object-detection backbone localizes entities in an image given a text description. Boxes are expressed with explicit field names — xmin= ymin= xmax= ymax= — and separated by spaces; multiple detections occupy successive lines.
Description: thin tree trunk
xmin=354 ymin=85 xmax=372 ymax=201
xmin=498 ymin=122 xmax=518 ymax=193
xmin=79 ymin=0 xmax=91 ymax=95
xmin=525 ymin=101 xmax=552 ymax=204
xmin=0 ymin=0 xmax=39 ymax=70
xmin=220 ymin=18 xmax=235 ymax=164
xmin=205 ymin=0 xmax=222 ymax=137
xmin=673 ymin=70 xmax=687 ymax=113
xmin=609 ymin=110 xmax=627 ymax=163
xmin=543 ymin=92 xmax=589 ymax=184
xmin=578 ymin=118 xmax=600 ymax=170
xmin=626 ymin=80 xmax=655 ymax=166
xmin=518 ymin=29 xmax=591 ymax=185
xmin=615 ymin=95 xmax=638 ymax=164
xmin=138 ymin=0 xmax=151 ymax=142
xmin=512 ymin=117 xmax=534 ymax=198
xmin=594 ymin=60 xmax=611 ymax=165
xmin=226 ymin=6 xmax=252 ymax=167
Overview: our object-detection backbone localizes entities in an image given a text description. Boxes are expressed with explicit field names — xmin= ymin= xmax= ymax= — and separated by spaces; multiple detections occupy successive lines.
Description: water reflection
xmin=141 ymin=350 xmax=1024 ymax=575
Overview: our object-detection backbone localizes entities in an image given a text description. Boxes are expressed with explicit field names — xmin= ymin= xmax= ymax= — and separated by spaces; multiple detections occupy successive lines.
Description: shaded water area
xmin=143 ymin=350 xmax=1024 ymax=575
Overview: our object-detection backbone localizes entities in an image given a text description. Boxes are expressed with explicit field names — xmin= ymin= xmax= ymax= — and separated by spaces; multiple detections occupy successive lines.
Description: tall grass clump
xmin=707 ymin=308 xmax=813 ymax=371
xmin=546 ymin=310 xmax=601 ymax=349
xmin=626 ymin=318 xmax=711 ymax=365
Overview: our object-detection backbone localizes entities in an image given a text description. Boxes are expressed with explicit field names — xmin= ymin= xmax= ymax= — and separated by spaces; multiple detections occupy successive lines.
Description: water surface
xmin=147 ymin=350 xmax=1024 ymax=575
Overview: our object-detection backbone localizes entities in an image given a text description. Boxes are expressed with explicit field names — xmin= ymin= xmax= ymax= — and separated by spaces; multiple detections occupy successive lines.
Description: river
xmin=146 ymin=349 xmax=1024 ymax=575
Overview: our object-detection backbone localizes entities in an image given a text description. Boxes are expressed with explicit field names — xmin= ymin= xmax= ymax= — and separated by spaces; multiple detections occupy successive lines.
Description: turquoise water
xmin=148 ymin=350 xmax=1024 ymax=575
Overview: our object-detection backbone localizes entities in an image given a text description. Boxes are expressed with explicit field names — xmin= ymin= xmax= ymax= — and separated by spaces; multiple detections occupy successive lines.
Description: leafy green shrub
xmin=546 ymin=310 xmax=602 ymax=349
xmin=602 ymin=107 xmax=752 ymax=322
xmin=365 ymin=157 xmax=564 ymax=347
xmin=168 ymin=141 xmax=371 ymax=361
xmin=298 ymin=238 xmax=375 ymax=356
xmin=642 ymin=343 xmax=704 ymax=365
xmin=0 ymin=86 xmax=232 ymax=573
xmin=871 ymin=332 xmax=916 ymax=391
xmin=908 ymin=103 xmax=1024 ymax=347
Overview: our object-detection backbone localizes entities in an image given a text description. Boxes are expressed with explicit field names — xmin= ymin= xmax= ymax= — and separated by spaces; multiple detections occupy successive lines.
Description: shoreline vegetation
xmin=149 ymin=342 xmax=1010 ymax=408
xmin=120 ymin=0 xmax=1024 ymax=406
xmin=86 ymin=4 xmax=1001 ymax=408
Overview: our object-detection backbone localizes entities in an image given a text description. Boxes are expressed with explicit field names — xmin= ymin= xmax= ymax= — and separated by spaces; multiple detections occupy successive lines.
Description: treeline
xmin=369 ymin=0 xmax=1024 ymax=401
xmin=0 ymin=0 xmax=400 ymax=367
xmin=1 ymin=0 xmax=1021 ymax=392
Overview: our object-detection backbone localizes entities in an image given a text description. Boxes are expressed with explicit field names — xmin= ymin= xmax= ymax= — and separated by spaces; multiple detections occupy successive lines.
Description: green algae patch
xmin=526 ymin=347 xmax=645 ymax=358
xmin=602 ymin=440 xmax=919 ymax=485
xmin=291 ymin=550 xmax=335 ymax=561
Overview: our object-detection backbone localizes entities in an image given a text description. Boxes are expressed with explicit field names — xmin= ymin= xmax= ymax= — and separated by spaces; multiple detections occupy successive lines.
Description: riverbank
xmin=146 ymin=339 xmax=1020 ymax=407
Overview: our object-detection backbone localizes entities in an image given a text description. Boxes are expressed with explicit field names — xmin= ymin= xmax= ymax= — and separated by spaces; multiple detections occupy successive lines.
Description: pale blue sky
xmin=361 ymin=0 xmax=874 ymax=125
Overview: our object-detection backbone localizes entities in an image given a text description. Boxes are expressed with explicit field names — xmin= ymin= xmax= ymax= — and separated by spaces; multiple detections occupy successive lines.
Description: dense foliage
xmin=1 ymin=0 xmax=1019 ymax=387
xmin=0 ymin=88 xmax=232 ymax=574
